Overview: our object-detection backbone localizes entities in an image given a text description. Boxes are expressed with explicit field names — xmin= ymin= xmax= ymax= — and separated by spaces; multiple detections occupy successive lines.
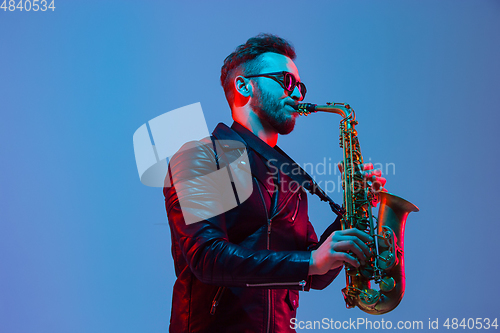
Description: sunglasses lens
xmin=284 ymin=73 xmax=295 ymax=91
xmin=283 ymin=73 xmax=306 ymax=98
xmin=299 ymin=83 xmax=307 ymax=97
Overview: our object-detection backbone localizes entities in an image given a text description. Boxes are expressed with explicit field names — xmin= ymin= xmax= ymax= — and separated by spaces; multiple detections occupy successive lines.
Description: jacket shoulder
xmin=167 ymin=138 xmax=218 ymax=185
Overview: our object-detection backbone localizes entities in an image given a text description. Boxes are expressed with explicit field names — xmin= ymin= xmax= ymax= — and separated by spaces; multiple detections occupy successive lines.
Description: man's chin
xmin=275 ymin=118 xmax=296 ymax=135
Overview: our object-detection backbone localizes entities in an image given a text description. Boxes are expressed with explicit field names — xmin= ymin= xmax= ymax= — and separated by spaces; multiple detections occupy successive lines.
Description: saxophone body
xmin=295 ymin=102 xmax=419 ymax=315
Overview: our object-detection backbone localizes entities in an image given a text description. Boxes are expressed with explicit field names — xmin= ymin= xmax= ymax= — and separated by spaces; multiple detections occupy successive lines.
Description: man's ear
xmin=234 ymin=76 xmax=252 ymax=97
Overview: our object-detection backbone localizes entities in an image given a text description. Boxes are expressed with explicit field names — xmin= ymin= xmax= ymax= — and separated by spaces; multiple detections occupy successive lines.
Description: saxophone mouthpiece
xmin=294 ymin=103 xmax=317 ymax=115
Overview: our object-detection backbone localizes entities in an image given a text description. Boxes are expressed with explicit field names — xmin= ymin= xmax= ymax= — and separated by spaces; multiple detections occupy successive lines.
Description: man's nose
xmin=290 ymin=85 xmax=303 ymax=101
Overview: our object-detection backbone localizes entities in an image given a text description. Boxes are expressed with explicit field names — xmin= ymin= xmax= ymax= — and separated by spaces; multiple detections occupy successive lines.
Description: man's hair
xmin=220 ymin=33 xmax=296 ymax=106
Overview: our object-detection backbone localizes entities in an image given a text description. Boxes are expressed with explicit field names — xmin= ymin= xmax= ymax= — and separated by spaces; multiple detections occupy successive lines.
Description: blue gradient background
xmin=1 ymin=1 xmax=499 ymax=332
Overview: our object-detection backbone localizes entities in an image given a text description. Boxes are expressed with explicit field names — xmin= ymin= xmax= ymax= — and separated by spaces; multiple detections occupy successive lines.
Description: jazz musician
xmin=163 ymin=34 xmax=383 ymax=333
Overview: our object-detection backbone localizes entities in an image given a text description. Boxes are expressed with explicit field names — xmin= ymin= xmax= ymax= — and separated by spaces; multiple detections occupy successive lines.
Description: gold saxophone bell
xmin=295 ymin=102 xmax=419 ymax=314
xmin=354 ymin=192 xmax=419 ymax=314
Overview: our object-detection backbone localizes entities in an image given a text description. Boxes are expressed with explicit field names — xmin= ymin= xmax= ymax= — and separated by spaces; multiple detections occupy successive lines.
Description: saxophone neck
xmin=294 ymin=102 xmax=355 ymax=120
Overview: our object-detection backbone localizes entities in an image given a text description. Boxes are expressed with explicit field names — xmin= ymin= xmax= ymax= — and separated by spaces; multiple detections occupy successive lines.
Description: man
xmin=164 ymin=34 xmax=375 ymax=333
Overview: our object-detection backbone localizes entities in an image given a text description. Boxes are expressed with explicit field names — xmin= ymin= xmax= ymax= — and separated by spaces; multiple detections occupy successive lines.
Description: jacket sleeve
xmin=164 ymin=140 xmax=311 ymax=288
xmin=306 ymin=216 xmax=343 ymax=290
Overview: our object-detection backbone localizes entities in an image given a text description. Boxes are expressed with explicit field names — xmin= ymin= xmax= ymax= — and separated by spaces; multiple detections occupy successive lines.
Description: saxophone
xmin=294 ymin=102 xmax=419 ymax=315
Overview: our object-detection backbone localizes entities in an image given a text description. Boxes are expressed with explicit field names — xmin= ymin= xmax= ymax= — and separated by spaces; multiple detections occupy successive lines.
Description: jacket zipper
xmin=291 ymin=192 xmax=301 ymax=222
xmin=210 ymin=286 xmax=225 ymax=315
xmin=255 ymin=178 xmax=307 ymax=332
xmin=255 ymin=179 xmax=273 ymax=333
xmin=246 ymin=280 xmax=307 ymax=291
xmin=255 ymin=178 xmax=272 ymax=250
xmin=267 ymin=289 xmax=271 ymax=333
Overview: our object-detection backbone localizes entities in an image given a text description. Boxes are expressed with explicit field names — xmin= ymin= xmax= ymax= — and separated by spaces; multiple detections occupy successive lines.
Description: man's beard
xmin=250 ymin=85 xmax=296 ymax=135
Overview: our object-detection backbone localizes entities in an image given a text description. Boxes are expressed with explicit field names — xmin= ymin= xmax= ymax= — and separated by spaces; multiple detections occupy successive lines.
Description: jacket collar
xmin=212 ymin=122 xmax=280 ymax=159
xmin=211 ymin=122 xmax=246 ymax=149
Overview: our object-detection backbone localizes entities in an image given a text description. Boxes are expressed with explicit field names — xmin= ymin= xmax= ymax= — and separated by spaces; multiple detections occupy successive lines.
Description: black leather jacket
xmin=164 ymin=122 xmax=341 ymax=333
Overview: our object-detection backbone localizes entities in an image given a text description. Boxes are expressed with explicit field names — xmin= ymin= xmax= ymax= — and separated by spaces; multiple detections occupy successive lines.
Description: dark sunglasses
xmin=245 ymin=71 xmax=307 ymax=98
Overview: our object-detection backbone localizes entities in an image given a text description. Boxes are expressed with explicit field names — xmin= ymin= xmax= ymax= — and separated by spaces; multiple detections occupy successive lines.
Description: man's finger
xmin=331 ymin=230 xmax=372 ymax=257
xmin=333 ymin=252 xmax=360 ymax=268
xmin=332 ymin=239 xmax=367 ymax=264
xmin=336 ymin=228 xmax=373 ymax=243
xmin=363 ymin=163 xmax=373 ymax=171
xmin=372 ymin=176 xmax=386 ymax=191
xmin=364 ymin=169 xmax=382 ymax=178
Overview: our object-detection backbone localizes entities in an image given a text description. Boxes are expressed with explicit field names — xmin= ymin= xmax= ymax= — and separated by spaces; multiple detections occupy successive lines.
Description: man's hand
xmin=308 ymin=228 xmax=373 ymax=276
xmin=361 ymin=163 xmax=387 ymax=206
xmin=362 ymin=163 xmax=386 ymax=192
